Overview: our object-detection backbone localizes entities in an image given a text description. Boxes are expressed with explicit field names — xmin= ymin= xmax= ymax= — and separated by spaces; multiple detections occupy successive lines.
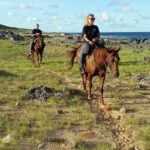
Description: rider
xmin=80 ymin=14 xmax=100 ymax=74
xmin=28 ymin=24 xmax=44 ymax=56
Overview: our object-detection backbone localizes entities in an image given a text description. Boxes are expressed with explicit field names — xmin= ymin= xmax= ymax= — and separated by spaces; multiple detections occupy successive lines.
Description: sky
xmin=0 ymin=0 xmax=150 ymax=32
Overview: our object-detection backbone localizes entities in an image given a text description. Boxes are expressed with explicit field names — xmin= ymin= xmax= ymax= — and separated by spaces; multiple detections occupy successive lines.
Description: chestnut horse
xmin=32 ymin=34 xmax=44 ymax=67
xmin=67 ymin=45 xmax=120 ymax=106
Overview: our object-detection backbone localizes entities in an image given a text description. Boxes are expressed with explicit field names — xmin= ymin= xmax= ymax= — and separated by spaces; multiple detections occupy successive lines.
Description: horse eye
xmin=111 ymin=59 xmax=115 ymax=62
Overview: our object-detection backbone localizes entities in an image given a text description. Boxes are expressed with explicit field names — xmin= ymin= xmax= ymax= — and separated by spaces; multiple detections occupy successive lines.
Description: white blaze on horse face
xmin=108 ymin=54 xmax=119 ymax=77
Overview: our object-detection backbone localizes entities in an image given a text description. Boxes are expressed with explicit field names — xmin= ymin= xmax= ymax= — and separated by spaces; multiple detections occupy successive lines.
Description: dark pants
xmin=29 ymin=37 xmax=36 ymax=53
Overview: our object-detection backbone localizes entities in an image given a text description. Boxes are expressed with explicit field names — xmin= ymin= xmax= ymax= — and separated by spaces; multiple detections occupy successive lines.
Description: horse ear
xmin=116 ymin=46 xmax=121 ymax=52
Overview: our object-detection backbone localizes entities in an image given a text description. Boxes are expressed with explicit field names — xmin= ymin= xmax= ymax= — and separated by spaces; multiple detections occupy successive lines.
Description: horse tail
xmin=67 ymin=44 xmax=81 ymax=69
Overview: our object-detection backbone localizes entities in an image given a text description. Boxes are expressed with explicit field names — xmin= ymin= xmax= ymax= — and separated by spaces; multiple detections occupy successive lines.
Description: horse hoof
xmin=82 ymin=89 xmax=87 ymax=93
xmin=99 ymin=104 xmax=111 ymax=111
xmin=88 ymin=96 xmax=92 ymax=100
xmin=99 ymin=104 xmax=105 ymax=110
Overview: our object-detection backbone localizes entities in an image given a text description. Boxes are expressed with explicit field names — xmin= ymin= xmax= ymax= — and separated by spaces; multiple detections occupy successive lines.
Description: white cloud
xmin=65 ymin=21 xmax=74 ymax=26
xmin=26 ymin=17 xmax=37 ymax=22
xmin=106 ymin=1 xmax=133 ymax=13
xmin=106 ymin=0 xmax=120 ymax=6
xmin=51 ymin=15 xmax=61 ymax=21
xmin=119 ymin=3 xmax=133 ymax=12
xmin=116 ymin=15 xmax=123 ymax=22
xmin=49 ymin=4 xmax=60 ymax=8
xmin=100 ymin=12 xmax=110 ymax=22
xmin=19 ymin=3 xmax=33 ymax=9
xmin=77 ymin=12 xmax=88 ymax=18
xmin=6 ymin=11 xmax=13 ymax=17
xmin=139 ymin=14 xmax=150 ymax=20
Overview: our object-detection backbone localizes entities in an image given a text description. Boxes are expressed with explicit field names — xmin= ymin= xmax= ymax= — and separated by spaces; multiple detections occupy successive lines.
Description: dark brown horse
xmin=32 ymin=34 xmax=44 ymax=67
xmin=67 ymin=45 xmax=120 ymax=106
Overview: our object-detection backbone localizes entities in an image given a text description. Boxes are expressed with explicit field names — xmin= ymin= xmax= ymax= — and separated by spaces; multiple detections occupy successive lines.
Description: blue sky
xmin=0 ymin=0 xmax=150 ymax=32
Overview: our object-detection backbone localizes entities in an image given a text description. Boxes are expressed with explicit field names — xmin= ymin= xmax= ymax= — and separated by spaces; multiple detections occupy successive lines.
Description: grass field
xmin=0 ymin=38 xmax=150 ymax=150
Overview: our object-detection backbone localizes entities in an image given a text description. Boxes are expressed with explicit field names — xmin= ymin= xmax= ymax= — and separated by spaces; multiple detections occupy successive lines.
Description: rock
xmin=69 ymin=140 xmax=76 ymax=148
xmin=57 ymin=109 xmax=64 ymax=114
xmin=27 ymin=86 xmax=55 ymax=101
xmin=38 ymin=142 xmax=46 ymax=149
xmin=116 ymin=115 xmax=121 ymax=120
xmin=135 ymin=84 xmax=143 ymax=89
xmin=26 ymin=86 xmax=66 ymax=102
xmin=67 ymin=36 xmax=73 ymax=39
xmin=55 ymin=92 xmax=65 ymax=99
xmin=0 ymin=31 xmax=24 ymax=41
xmin=144 ymin=57 xmax=150 ymax=63
xmin=137 ymin=76 xmax=145 ymax=81
xmin=119 ymin=107 xmax=126 ymax=113
xmin=2 ymin=134 xmax=12 ymax=144
xmin=129 ymin=146 xmax=135 ymax=150
xmin=15 ymin=102 xmax=20 ymax=107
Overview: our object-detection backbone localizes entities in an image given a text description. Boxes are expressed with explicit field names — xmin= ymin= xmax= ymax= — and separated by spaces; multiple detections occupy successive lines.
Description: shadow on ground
xmin=0 ymin=70 xmax=18 ymax=77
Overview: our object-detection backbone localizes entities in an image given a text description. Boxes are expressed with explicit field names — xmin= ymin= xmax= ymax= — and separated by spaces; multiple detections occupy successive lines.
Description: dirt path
xmin=66 ymin=77 xmax=143 ymax=150
xmin=44 ymin=70 xmax=144 ymax=150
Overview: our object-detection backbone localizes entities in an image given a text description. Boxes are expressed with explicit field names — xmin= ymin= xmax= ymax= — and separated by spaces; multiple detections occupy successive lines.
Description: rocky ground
xmin=1 ymin=30 xmax=150 ymax=50
xmin=31 ymin=71 xmax=149 ymax=150
xmin=0 ymin=30 xmax=149 ymax=150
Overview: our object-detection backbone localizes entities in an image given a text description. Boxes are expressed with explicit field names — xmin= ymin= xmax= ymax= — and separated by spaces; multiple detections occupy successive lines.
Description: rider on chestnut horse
xmin=28 ymin=24 xmax=45 ymax=57
xmin=80 ymin=14 xmax=100 ymax=74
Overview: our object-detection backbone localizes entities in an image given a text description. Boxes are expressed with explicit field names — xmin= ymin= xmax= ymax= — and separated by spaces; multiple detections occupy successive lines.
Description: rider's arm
xmin=83 ymin=34 xmax=94 ymax=45
xmin=92 ymin=26 xmax=100 ymax=43
xmin=32 ymin=29 xmax=40 ymax=37
xmin=92 ymin=33 xmax=100 ymax=43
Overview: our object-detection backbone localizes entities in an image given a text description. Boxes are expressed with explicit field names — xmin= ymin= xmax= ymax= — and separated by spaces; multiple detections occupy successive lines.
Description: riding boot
xmin=80 ymin=67 xmax=86 ymax=75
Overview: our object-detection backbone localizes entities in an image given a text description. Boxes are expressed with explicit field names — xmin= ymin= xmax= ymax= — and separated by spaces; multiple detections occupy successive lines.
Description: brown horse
xmin=67 ymin=45 xmax=120 ymax=106
xmin=32 ymin=34 xmax=44 ymax=67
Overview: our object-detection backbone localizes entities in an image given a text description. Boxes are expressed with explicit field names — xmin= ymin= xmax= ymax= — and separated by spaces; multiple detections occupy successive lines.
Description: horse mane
xmin=92 ymin=46 xmax=121 ymax=66
xmin=93 ymin=47 xmax=108 ymax=65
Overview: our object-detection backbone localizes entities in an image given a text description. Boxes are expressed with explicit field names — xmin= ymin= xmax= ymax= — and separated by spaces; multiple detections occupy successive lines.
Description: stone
xmin=38 ymin=142 xmax=46 ymax=149
xmin=2 ymin=134 xmax=12 ymax=144
xmin=119 ymin=107 xmax=126 ymax=113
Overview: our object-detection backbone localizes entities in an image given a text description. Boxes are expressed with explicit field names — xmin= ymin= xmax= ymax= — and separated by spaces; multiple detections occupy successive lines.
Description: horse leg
xmin=40 ymin=52 xmax=42 ymax=63
xmin=34 ymin=52 xmax=37 ymax=67
xmin=34 ymin=52 xmax=39 ymax=67
xmin=99 ymin=75 xmax=105 ymax=105
xmin=88 ymin=75 xmax=92 ymax=100
xmin=32 ymin=52 xmax=35 ymax=65
xmin=37 ymin=52 xmax=40 ymax=67
xmin=40 ymin=48 xmax=43 ymax=63
xmin=81 ymin=74 xmax=87 ymax=92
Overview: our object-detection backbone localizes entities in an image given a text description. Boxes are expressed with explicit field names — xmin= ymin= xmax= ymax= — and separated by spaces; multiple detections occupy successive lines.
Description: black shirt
xmin=82 ymin=25 xmax=100 ymax=41
xmin=32 ymin=29 xmax=42 ymax=35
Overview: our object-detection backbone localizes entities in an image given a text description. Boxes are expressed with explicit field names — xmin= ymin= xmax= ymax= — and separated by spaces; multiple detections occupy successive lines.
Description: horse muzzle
xmin=114 ymin=72 xmax=119 ymax=78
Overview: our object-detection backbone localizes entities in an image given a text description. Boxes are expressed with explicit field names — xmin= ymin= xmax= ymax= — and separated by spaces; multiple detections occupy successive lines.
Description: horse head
xmin=35 ymin=34 xmax=43 ymax=49
xmin=106 ymin=47 xmax=120 ymax=78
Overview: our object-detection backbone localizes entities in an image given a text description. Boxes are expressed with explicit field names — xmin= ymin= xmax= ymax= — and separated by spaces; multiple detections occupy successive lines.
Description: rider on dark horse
xmin=80 ymin=14 xmax=100 ymax=74
xmin=28 ymin=24 xmax=45 ymax=57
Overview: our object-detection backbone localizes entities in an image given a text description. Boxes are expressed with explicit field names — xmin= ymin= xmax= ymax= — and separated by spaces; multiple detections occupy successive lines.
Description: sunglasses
xmin=88 ymin=17 xmax=95 ymax=20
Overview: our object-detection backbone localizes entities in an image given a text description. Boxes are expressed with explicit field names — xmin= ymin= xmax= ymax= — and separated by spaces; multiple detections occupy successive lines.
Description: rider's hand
xmin=89 ymin=41 xmax=94 ymax=45
xmin=36 ymin=33 xmax=40 ymax=36
xmin=92 ymin=38 xmax=97 ymax=43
